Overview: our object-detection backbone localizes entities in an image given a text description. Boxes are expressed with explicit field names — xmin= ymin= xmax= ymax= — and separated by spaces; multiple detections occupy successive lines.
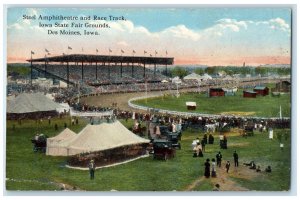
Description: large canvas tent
xmin=46 ymin=128 xmax=77 ymax=156
xmin=7 ymin=93 xmax=62 ymax=116
xmin=47 ymin=120 xmax=150 ymax=156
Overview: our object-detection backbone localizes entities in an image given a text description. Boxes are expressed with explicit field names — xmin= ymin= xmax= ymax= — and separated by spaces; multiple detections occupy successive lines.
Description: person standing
xmin=88 ymin=159 xmax=96 ymax=180
xmin=204 ymin=159 xmax=211 ymax=178
xmin=233 ymin=150 xmax=239 ymax=167
xmin=211 ymin=158 xmax=217 ymax=177
xmin=201 ymin=138 xmax=206 ymax=152
xmin=225 ymin=161 xmax=230 ymax=173
xmin=216 ymin=151 xmax=222 ymax=167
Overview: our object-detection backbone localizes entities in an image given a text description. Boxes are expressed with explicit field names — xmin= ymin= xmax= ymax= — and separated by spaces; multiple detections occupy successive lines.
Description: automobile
xmin=152 ymin=139 xmax=176 ymax=161
xmin=159 ymin=125 xmax=182 ymax=149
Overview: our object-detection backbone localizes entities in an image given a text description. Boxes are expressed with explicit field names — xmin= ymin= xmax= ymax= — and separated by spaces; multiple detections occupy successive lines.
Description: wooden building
xmin=243 ymin=90 xmax=257 ymax=98
xmin=209 ymin=88 xmax=225 ymax=97
xmin=254 ymin=86 xmax=269 ymax=96
xmin=186 ymin=102 xmax=196 ymax=110
xmin=275 ymin=81 xmax=291 ymax=92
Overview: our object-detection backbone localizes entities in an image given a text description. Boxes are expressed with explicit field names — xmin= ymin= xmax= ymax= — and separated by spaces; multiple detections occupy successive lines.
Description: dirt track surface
xmin=80 ymin=88 xmax=198 ymax=112
xmin=80 ymin=79 xmax=282 ymax=114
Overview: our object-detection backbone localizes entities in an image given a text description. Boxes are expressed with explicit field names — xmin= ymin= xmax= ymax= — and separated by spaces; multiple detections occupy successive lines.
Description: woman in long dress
xmin=204 ymin=159 xmax=210 ymax=178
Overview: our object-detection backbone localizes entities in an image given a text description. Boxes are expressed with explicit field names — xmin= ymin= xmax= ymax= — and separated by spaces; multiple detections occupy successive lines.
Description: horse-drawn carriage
xmin=31 ymin=134 xmax=48 ymax=153
xmin=244 ymin=125 xmax=254 ymax=136
xmin=152 ymin=139 xmax=176 ymax=161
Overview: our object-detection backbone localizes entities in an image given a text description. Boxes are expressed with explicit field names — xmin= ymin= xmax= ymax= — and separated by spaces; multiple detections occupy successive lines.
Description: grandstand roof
xmin=28 ymin=54 xmax=174 ymax=65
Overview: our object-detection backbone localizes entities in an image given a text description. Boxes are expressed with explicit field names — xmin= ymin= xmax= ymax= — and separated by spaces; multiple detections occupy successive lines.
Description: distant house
xmin=274 ymin=81 xmax=291 ymax=92
xmin=209 ymin=88 xmax=225 ymax=97
xmin=243 ymin=90 xmax=257 ymax=98
xmin=254 ymin=86 xmax=269 ymax=96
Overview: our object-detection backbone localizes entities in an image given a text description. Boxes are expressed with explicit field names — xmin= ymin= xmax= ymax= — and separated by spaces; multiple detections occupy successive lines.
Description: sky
xmin=6 ymin=7 xmax=291 ymax=66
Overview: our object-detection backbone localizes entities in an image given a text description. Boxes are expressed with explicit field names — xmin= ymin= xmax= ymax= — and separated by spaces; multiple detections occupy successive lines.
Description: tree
xmin=170 ymin=67 xmax=188 ymax=78
xmin=194 ymin=68 xmax=205 ymax=75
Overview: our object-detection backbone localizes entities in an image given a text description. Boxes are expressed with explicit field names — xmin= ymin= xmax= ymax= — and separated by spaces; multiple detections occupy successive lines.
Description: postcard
xmin=5 ymin=6 xmax=292 ymax=193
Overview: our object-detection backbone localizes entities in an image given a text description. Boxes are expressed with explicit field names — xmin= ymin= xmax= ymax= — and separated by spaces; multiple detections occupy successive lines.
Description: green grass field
xmin=6 ymin=117 xmax=291 ymax=191
xmin=133 ymin=89 xmax=291 ymax=118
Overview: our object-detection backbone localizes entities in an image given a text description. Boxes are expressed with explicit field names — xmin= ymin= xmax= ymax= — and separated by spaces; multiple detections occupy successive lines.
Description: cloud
xmin=161 ymin=25 xmax=201 ymax=41
xmin=269 ymin=18 xmax=290 ymax=32
xmin=256 ymin=17 xmax=290 ymax=33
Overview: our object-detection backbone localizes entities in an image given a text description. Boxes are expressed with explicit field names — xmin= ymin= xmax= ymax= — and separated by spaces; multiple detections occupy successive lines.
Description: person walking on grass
xmin=204 ymin=159 xmax=211 ymax=178
xmin=211 ymin=158 xmax=217 ymax=177
xmin=233 ymin=150 xmax=239 ymax=167
xmin=225 ymin=161 xmax=230 ymax=173
xmin=88 ymin=159 xmax=96 ymax=180
xmin=216 ymin=151 xmax=222 ymax=167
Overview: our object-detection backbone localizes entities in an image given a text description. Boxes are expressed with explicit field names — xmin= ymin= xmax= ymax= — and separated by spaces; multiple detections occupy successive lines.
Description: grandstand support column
xmin=95 ymin=62 xmax=98 ymax=80
xmin=44 ymin=59 xmax=47 ymax=78
xmin=165 ymin=64 xmax=167 ymax=76
xmin=154 ymin=63 xmax=156 ymax=76
xmin=67 ymin=61 xmax=69 ymax=88
xmin=30 ymin=60 xmax=33 ymax=85
xmin=143 ymin=62 xmax=146 ymax=78
xmin=132 ymin=62 xmax=134 ymax=78
xmin=120 ymin=62 xmax=123 ymax=77
xmin=81 ymin=61 xmax=84 ymax=81
xmin=108 ymin=63 xmax=110 ymax=79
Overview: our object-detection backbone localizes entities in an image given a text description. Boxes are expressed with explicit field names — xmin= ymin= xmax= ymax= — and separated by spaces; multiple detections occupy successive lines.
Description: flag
xmin=144 ymin=50 xmax=147 ymax=54
xmin=68 ymin=46 xmax=72 ymax=50
xmin=31 ymin=51 xmax=35 ymax=54
xmin=45 ymin=49 xmax=49 ymax=53
xmin=133 ymin=50 xmax=136 ymax=54
xmin=96 ymin=49 xmax=99 ymax=53
xmin=150 ymin=54 xmax=152 ymax=57
xmin=47 ymin=52 xmax=51 ymax=55
xmin=166 ymin=50 xmax=168 ymax=55
xmin=155 ymin=50 xmax=158 ymax=55
xmin=109 ymin=48 xmax=112 ymax=52
xmin=121 ymin=49 xmax=124 ymax=53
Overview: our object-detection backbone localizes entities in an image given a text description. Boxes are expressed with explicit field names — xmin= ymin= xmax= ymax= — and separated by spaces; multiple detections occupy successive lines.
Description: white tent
xmin=183 ymin=73 xmax=201 ymax=80
xmin=200 ymin=73 xmax=212 ymax=80
xmin=223 ymin=75 xmax=234 ymax=80
xmin=7 ymin=93 xmax=62 ymax=114
xmin=172 ymin=76 xmax=182 ymax=84
xmin=46 ymin=128 xmax=77 ymax=156
xmin=47 ymin=121 xmax=150 ymax=156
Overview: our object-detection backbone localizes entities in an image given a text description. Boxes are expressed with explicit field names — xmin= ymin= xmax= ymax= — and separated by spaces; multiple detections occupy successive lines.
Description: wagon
xmin=152 ymin=139 xmax=176 ymax=160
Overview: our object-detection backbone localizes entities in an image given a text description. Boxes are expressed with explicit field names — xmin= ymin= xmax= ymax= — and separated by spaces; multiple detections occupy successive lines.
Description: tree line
xmin=168 ymin=66 xmax=290 ymax=78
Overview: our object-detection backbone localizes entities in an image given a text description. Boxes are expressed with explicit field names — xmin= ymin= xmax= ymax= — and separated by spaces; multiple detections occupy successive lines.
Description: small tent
xmin=183 ymin=73 xmax=201 ymax=81
xmin=46 ymin=128 xmax=77 ymax=156
xmin=200 ymin=73 xmax=212 ymax=80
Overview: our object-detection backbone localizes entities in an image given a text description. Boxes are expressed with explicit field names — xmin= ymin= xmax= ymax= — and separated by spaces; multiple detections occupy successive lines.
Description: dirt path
xmin=184 ymin=164 xmax=260 ymax=191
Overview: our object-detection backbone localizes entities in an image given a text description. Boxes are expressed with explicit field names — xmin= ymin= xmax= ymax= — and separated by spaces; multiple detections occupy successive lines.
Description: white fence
xmin=128 ymin=95 xmax=289 ymax=120
xmin=70 ymin=108 xmax=113 ymax=117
